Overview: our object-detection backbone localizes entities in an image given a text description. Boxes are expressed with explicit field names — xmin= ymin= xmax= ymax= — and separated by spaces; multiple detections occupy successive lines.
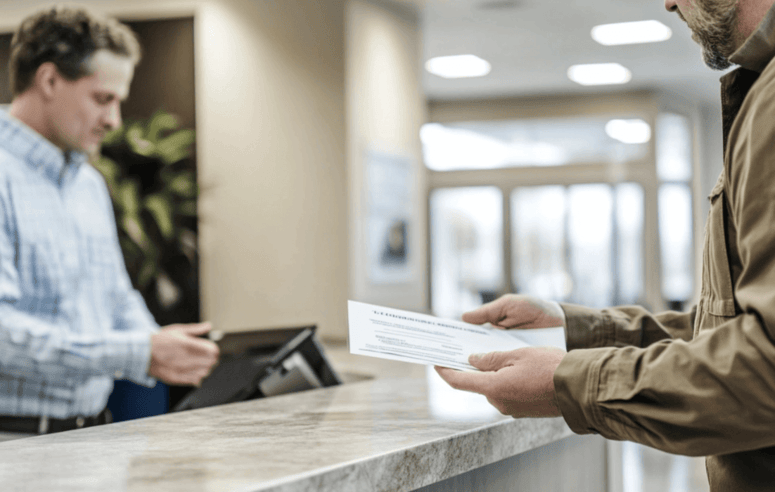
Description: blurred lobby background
xmin=0 ymin=0 xmax=723 ymax=490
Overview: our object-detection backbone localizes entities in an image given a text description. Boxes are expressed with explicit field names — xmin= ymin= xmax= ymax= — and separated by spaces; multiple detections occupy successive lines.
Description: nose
xmin=664 ymin=0 xmax=677 ymax=12
xmin=104 ymin=102 xmax=122 ymax=131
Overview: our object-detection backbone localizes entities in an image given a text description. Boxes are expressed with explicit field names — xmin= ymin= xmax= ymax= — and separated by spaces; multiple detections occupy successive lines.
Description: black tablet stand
xmin=171 ymin=325 xmax=341 ymax=412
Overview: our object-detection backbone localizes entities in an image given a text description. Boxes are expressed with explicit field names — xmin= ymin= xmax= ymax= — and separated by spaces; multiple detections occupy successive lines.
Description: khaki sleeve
xmin=553 ymin=67 xmax=775 ymax=457
xmin=554 ymin=320 xmax=775 ymax=456
xmin=560 ymin=304 xmax=696 ymax=351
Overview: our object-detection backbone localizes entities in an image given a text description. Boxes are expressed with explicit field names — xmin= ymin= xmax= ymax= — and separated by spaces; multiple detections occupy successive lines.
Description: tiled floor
xmin=623 ymin=442 xmax=710 ymax=492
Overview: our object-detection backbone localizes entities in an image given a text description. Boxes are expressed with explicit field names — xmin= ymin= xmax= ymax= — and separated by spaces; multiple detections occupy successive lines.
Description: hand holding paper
xmin=435 ymin=346 xmax=565 ymax=418
xmin=348 ymin=296 xmax=568 ymax=418
xmin=348 ymin=300 xmax=565 ymax=371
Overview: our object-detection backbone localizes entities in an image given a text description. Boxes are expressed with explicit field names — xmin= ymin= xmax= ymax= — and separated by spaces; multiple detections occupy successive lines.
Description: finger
xmin=180 ymin=368 xmax=207 ymax=386
xmin=178 ymin=322 xmax=213 ymax=337
xmin=462 ymin=297 xmax=507 ymax=325
xmin=183 ymin=337 xmax=220 ymax=358
xmin=434 ymin=366 xmax=492 ymax=394
xmin=468 ymin=351 xmax=514 ymax=372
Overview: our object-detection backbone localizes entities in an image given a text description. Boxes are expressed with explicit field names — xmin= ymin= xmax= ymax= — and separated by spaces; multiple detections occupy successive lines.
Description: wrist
xmin=546 ymin=300 xmax=566 ymax=328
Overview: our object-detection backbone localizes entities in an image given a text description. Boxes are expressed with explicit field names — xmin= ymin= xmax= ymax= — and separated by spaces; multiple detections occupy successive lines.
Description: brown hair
xmin=9 ymin=5 xmax=141 ymax=96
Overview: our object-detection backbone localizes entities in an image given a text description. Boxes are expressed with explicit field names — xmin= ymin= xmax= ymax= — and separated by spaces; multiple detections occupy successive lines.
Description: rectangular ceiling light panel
xmin=592 ymin=20 xmax=672 ymax=46
xmin=567 ymin=63 xmax=632 ymax=86
xmin=425 ymin=54 xmax=492 ymax=79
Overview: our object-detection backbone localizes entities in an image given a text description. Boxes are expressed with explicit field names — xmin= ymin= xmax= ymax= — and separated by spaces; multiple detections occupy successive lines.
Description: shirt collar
xmin=729 ymin=1 xmax=775 ymax=72
xmin=0 ymin=109 xmax=87 ymax=185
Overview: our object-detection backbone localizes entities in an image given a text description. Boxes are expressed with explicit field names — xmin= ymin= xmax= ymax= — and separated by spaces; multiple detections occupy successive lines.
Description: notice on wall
xmin=348 ymin=300 xmax=566 ymax=371
xmin=366 ymin=151 xmax=414 ymax=284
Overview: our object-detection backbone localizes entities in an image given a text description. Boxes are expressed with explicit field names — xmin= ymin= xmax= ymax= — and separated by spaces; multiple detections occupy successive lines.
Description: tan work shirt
xmin=553 ymin=7 xmax=775 ymax=491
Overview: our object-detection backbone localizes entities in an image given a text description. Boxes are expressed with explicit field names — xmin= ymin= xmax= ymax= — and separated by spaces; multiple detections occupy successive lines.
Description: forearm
xmin=554 ymin=312 xmax=775 ymax=456
xmin=561 ymin=303 xmax=696 ymax=351
xmin=0 ymin=305 xmax=153 ymax=384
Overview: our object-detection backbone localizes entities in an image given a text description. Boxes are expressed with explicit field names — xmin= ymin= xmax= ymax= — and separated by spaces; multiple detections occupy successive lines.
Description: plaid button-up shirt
xmin=0 ymin=110 xmax=157 ymax=419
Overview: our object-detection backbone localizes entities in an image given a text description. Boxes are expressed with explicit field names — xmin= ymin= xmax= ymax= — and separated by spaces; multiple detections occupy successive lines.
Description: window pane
xmin=421 ymin=116 xmax=649 ymax=171
xmin=568 ymin=184 xmax=614 ymax=308
xmin=656 ymin=113 xmax=692 ymax=182
xmin=616 ymin=183 xmax=644 ymax=305
xmin=430 ymin=187 xmax=503 ymax=319
xmin=659 ymin=184 xmax=694 ymax=303
xmin=511 ymin=186 xmax=571 ymax=301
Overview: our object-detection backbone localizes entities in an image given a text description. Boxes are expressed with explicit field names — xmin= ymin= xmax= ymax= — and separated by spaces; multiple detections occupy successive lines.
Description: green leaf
xmin=168 ymin=173 xmax=197 ymax=197
xmin=101 ymin=127 xmax=124 ymax=147
xmin=156 ymin=129 xmax=195 ymax=165
xmin=144 ymin=194 xmax=175 ymax=241
xmin=179 ymin=199 xmax=198 ymax=217
xmin=137 ymin=259 xmax=157 ymax=290
xmin=118 ymin=180 xmax=140 ymax=215
xmin=147 ymin=112 xmax=179 ymax=142
xmin=126 ymin=122 xmax=155 ymax=156
xmin=121 ymin=214 xmax=147 ymax=248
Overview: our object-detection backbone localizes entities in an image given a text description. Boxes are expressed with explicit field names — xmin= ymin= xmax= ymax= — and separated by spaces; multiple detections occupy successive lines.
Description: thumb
xmin=462 ymin=296 xmax=509 ymax=326
xmin=177 ymin=322 xmax=213 ymax=337
xmin=462 ymin=308 xmax=489 ymax=325
xmin=468 ymin=351 xmax=511 ymax=372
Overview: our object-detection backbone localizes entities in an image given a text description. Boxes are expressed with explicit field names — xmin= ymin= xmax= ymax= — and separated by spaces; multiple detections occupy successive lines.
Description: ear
xmin=32 ymin=62 xmax=61 ymax=100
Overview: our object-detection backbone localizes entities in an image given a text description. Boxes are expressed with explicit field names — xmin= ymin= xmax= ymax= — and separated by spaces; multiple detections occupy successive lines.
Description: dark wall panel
xmin=123 ymin=18 xmax=195 ymax=129
xmin=0 ymin=34 xmax=10 ymax=104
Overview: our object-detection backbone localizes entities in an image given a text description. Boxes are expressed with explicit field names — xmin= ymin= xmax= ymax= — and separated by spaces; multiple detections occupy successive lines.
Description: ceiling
xmin=419 ymin=0 xmax=731 ymax=105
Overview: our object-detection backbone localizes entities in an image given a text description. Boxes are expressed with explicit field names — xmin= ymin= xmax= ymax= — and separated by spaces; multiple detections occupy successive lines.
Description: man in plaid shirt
xmin=0 ymin=5 xmax=219 ymax=436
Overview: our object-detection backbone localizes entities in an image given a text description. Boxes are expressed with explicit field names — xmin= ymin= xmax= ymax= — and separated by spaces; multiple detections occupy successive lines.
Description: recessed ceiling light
xmin=425 ymin=55 xmax=492 ymax=79
xmin=567 ymin=63 xmax=632 ymax=86
xmin=591 ymin=20 xmax=672 ymax=46
xmin=605 ymin=119 xmax=652 ymax=144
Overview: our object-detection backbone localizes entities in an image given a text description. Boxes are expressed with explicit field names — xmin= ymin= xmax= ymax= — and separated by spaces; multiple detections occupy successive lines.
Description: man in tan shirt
xmin=436 ymin=0 xmax=775 ymax=489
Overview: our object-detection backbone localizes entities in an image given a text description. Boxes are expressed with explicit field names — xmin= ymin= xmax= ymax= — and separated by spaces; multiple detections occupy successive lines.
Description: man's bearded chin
xmin=698 ymin=35 xmax=734 ymax=70
xmin=690 ymin=2 xmax=739 ymax=70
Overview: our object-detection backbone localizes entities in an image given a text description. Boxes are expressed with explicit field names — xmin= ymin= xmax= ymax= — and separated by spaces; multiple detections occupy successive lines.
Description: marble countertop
xmin=0 ymin=343 xmax=573 ymax=492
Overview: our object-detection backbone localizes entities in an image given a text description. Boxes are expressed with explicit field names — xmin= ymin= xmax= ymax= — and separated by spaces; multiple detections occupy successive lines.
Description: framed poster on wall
xmin=366 ymin=150 xmax=415 ymax=284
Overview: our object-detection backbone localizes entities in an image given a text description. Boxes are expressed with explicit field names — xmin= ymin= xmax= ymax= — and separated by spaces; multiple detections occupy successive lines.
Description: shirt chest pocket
xmin=701 ymin=173 xmax=737 ymax=319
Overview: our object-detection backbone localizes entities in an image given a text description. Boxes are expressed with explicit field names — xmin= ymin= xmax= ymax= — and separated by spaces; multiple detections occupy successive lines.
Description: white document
xmin=348 ymin=300 xmax=566 ymax=371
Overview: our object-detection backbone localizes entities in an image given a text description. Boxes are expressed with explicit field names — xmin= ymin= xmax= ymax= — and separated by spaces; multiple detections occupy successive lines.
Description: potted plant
xmin=93 ymin=110 xmax=200 ymax=327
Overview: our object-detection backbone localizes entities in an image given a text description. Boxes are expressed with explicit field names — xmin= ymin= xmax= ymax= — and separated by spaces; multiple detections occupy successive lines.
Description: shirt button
xmin=114 ymin=370 xmax=124 ymax=379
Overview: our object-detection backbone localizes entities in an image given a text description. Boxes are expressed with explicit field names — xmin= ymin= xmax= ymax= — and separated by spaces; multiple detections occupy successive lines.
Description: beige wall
xmin=194 ymin=1 xmax=349 ymax=339
xmin=346 ymin=0 xmax=428 ymax=313
xmin=0 ymin=0 xmax=352 ymax=340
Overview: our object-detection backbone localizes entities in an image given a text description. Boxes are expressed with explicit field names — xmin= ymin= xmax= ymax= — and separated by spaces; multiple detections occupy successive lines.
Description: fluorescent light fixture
xmin=425 ymin=54 xmax=491 ymax=79
xmin=592 ymin=20 xmax=672 ymax=46
xmin=605 ymin=119 xmax=651 ymax=144
xmin=420 ymin=123 xmax=568 ymax=170
xmin=567 ymin=63 xmax=631 ymax=86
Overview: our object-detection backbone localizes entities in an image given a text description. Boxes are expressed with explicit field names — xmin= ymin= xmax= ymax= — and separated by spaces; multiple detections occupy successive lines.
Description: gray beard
xmin=689 ymin=3 xmax=739 ymax=70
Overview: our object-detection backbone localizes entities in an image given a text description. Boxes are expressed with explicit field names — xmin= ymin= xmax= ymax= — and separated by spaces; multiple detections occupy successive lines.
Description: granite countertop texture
xmin=0 ymin=344 xmax=574 ymax=492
